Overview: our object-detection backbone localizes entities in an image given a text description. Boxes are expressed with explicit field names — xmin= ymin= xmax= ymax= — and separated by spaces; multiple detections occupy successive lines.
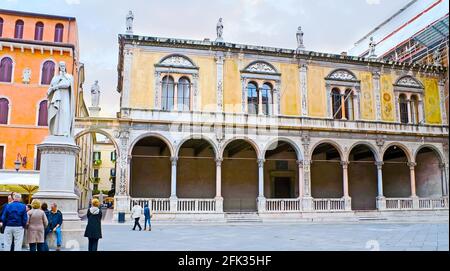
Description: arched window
xmin=54 ymin=23 xmax=64 ymax=42
xmin=331 ymin=88 xmax=342 ymax=119
xmin=34 ymin=22 xmax=44 ymax=41
xmin=37 ymin=100 xmax=48 ymax=126
xmin=0 ymin=57 xmax=13 ymax=83
xmin=399 ymin=94 xmax=409 ymax=124
xmin=41 ymin=61 xmax=55 ymax=85
xmin=261 ymin=83 xmax=273 ymax=116
xmin=410 ymin=95 xmax=419 ymax=124
xmin=0 ymin=98 xmax=9 ymax=124
xmin=0 ymin=18 xmax=4 ymax=37
xmin=161 ymin=76 xmax=174 ymax=111
xmin=344 ymin=89 xmax=354 ymax=120
xmin=247 ymin=82 xmax=258 ymax=114
xmin=14 ymin=20 xmax=24 ymax=39
xmin=177 ymin=77 xmax=191 ymax=111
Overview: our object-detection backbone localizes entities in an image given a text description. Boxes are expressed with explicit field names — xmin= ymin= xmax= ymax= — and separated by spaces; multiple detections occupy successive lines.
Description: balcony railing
xmin=130 ymin=198 xmax=170 ymax=213
xmin=265 ymin=198 xmax=301 ymax=212
xmin=418 ymin=197 xmax=448 ymax=210
xmin=385 ymin=198 xmax=414 ymax=210
xmin=125 ymin=109 xmax=448 ymax=136
xmin=313 ymin=198 xmax=346 ymax=211
xmin=177 ymin=199 xmax=216 ymax=212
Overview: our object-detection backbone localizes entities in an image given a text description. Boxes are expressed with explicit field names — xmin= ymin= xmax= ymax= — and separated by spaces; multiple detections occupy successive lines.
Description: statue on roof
xmin=296 ymin=26 xmax=305 ymax=50
xmin=126 ymin=10 xmax=134 ymax=34
xmin=216 ymin=18 xmax=224 ymax=42
xmin=368 ymin=37 xmax=377 ymax=59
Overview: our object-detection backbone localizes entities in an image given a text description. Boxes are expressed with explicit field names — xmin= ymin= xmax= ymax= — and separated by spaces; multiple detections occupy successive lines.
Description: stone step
xmin=225 ymin=212 xmax=262 ymax=223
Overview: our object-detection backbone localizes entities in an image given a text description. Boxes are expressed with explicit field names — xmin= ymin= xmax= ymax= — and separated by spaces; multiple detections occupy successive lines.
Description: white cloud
xmin=366 ymin=0 xmax=381 ymax=5
xmin=65 ymin=0 xmax=80 ymax=5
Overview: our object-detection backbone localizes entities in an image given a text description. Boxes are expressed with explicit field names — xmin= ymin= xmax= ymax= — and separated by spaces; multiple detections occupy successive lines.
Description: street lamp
xmin=14 ymin=153 xmax=27 ymax=172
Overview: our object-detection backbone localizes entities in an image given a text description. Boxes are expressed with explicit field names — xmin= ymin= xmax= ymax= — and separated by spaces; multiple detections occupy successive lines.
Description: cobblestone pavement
xmin=93 ymin=222 xmax=449 ymax=251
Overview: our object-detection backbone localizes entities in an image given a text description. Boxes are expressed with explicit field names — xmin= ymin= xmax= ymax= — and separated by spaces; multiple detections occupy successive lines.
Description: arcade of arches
xmin=125 ymin=135 xmax=448 ymax=213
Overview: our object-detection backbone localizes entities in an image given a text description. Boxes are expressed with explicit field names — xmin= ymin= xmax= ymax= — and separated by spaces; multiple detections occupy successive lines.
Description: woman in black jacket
xmin=84 ymin=199 xmax=102 ymax=251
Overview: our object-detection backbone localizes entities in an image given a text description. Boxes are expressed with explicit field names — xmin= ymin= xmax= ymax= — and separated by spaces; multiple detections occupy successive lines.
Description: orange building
xmin=0 ymin=9 xmax=82 ymax=186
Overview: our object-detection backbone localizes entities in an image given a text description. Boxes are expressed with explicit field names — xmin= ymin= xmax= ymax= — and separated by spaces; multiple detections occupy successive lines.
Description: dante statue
xmin=216 ymin=18 xmax=224 ymax=41
xmin=433 ymin=49 xmax=440 ymax=66
xmin=126 ymin=10 xmax=134 ymax=34
xmin=296 ymin=26 xmax=304 ymax=49
xmin=47 ymin=61 xmax=75 ymax=137
xmin=91 ymin=80 xmax=100 ymax=107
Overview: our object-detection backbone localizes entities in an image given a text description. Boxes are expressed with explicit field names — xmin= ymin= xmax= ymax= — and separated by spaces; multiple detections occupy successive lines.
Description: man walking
xmin=1 ymin=193 xmax=27 ymax=251
xmin=48 ymin=203 xmax=63 ymax=251
xmin=131 ymin=204 xmax=142 ymax=231
xmin=143 ymin=203 xmax=152 ymax=231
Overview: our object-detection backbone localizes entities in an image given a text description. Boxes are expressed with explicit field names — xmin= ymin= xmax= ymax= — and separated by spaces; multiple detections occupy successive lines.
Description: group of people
xmin=0 ymin=192 xmax=63 ymax=251
xmin=131 ymin=203 xmax=152 ymax=231
xmin=0 ymin=192 xmax=103 ymax=251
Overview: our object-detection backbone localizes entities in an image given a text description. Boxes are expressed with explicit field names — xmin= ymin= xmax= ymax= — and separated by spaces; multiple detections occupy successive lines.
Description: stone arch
xmin=128 ymin=132 xmax=175 ymax=158
xmin=244 ymin=60 xmax=279 ymax=74
xmin=175 ymin=134 xmax=219 ymax=159
xmin=309 ymin=139 xmax=345 ymax=161
xmin=347 ymin=141 xmax=381 ymax=162
xmin=381 ymin=142 xmax=412 ymax=163
xmin=394 ymin=75 xmax=424 ymax=89
xmin=220 ymin=136 xmax=262 ymax=160
xmin=75 ymin=129 xmax=120 ymax=157
xmin=413 ymin=144 xmax=445 ymax=164
xmin=263 ymin=137 xmax=303 ymax=161
xmin=326 ymin=69 xmax=358 ymax=82
xmin=158 ymin=54 xmax=198 ymax=68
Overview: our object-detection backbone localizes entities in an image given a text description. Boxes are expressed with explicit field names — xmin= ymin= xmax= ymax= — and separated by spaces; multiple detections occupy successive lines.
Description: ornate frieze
xmin=326 ymin=69 xmax=358 ymax=82
xmin=244 ymin=61 xmax=278 ymax=74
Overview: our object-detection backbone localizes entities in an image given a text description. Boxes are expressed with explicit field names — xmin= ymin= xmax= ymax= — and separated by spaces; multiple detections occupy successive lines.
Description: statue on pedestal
xmin=296 ymin=26 xmax=305 ymax=50
xmin=90 ymin=80 xmax=101 ymax=107
xmin=47 ymin=61 xmax=75 ymax=137
xmin=126 ymin=10 xmax=134 ymax=34
xmin=216 ymin=18 xmax=224 ymax=42
xmin=368 ymin=37 xmax=377 ymax=59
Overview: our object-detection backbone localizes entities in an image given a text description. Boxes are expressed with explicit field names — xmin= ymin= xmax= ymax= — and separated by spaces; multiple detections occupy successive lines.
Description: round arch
xmin=381 ymin=142 xmax=412 ymax=162
xmin=75 ymin=129 xmax=120 ymax=156
xmin=347 ymin=141 xmax=381 ymax=162
xmin=413 ymin=144 xmax=445 ymax=164
xmin=309 ymin=139 xmax=345 ymax=161
xmin=263 ymin=137 xmax=303 ymax=161
xmin=220 ymin=137 xmax=262 ymax=159
xmin=128 ymin=132 xmax=175 ymax=158
xmin=175 ymin=134 xmax=219 ymax=158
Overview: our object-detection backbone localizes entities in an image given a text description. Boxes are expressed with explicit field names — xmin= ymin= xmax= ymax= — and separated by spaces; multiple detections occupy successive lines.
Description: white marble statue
xmin=126 ymin=10 xmax=134 ymax=34
xmin=47 ymin=61 xmax=75 ymax=137
xmin=433 ymin=49 xmax=440 ymax=66
xmin=369 ymin=37 xmax=376 ymax=58
xmin=22 ymin=68 xmax=31 ymax=84
xmin=90 ymin=80 xmax=100 ymax=107
xmin=296 ymin=26 xmax=305 ymax=49
xmin=216 ymin=18 xmax=224 ymax=41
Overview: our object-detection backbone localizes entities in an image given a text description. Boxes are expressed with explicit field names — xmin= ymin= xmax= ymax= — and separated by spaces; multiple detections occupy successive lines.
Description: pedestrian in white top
xmin=131 ymin=204 xmax=142 ymax=231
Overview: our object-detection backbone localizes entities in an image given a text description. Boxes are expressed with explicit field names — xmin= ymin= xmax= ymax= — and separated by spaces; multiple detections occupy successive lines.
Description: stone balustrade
xmin=385 ymin=198 xmax=414 ymax=210
xmin=125 ymin=109 xmax=448 ymax=136
xmin=313 ymin=198 xmax=346 ymax=212
xmin=177 ymin=199 xmax=216 ymax=212
xmin=265 ymin=199 xmax=302 ymax=212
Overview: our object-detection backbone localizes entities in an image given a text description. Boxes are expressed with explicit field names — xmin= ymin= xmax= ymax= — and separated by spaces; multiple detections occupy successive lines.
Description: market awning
xmin=0 ymin=171 xmax=40 ymax=202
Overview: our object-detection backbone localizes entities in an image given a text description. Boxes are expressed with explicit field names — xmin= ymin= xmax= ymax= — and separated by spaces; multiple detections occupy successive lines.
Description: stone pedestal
xmin=302 ymin=197 xmax=313 ymax=211
xmin=215 ymin=197 xmax=224 ymax=213
xmin=411 ymin=196 xmax=420 ymax=209
xmin=89 ymin=106 xmax=101 ymax=117
xmin=33 ymin=136 xmax=87 ymax=250
xmin=376 ymin=196 xmax=386 ymax=210
xmin=113 ymin=195 xmax=131 ymax=222
xmin=257 ymin=196 xmax=266 ymax=213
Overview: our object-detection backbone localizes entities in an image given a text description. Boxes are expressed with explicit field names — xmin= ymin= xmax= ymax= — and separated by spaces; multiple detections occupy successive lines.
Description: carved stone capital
xmin=407 ymin=162 xmax=417 ymax=168
xmin=340 ymin=161 xmax=350 ymax=168
xmin=215 ymin=158 xmax=223 ymax=167
xmin=257 ymin=159 xmax=265 ymax=167
xmin=375 ymin=161 xmax=384 ymax=168
xmin=171 ymin=157 xmax=178 ymax=165
xmin=296 ymin=160 xmax=304 ymax=167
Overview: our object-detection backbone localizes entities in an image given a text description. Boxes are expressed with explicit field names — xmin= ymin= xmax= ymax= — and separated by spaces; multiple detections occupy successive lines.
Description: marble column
xmin=408 ymin=162 xmax=419 ymax=209
xmin=353 ymin=89 xmax=361 ymax=120
xmin=215 ymin=158 xmax=223 ymax=212
xmin=340 ymin=89 xmax=347 ymax=120
xmin=439 ymin=163 xmax=448 ymax=196
xmin=406 ymin=99 xmax=412 ymax=124
xmin=375 ymin=161 xmax=386 ymax=210
xmin=418 ymin=99 xmax=425 ymax=124
xmin=257 ymin=159 xmax=266 ymax=212
xmin=170 ymin=157 xmax=178 ymax=212
xmin=341 ymin=161 xmax=352 ymax=210
xmin=297 ymin=160 xmax=304 ymax=199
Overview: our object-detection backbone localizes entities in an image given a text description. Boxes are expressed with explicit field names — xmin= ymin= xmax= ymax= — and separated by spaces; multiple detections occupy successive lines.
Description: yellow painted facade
xmin=124 ymin=45 xmax=443 ymax=124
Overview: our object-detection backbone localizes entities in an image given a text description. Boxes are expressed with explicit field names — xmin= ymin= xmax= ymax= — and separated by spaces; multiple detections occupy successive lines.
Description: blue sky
xmin=0 ymin=0 xmax=411 ymax=116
